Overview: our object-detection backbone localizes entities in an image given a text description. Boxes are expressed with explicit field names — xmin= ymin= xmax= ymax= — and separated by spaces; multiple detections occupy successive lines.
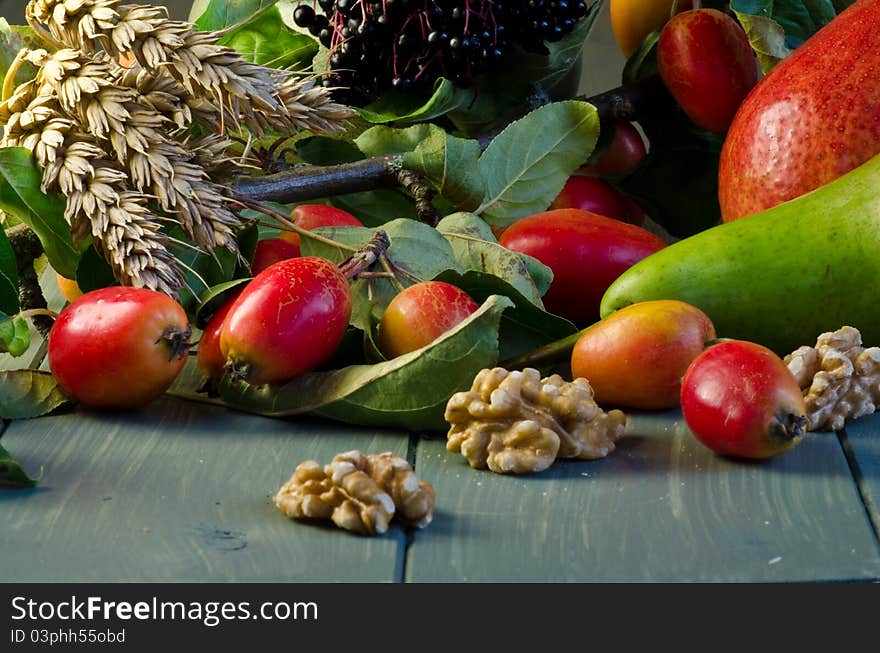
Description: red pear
xmin=719 ymin=0 xmax=880 ymax=222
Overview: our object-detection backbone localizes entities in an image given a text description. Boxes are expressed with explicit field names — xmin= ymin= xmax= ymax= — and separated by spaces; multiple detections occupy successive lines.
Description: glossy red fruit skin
xmin=549 ymin=176 xmax=630 ymax=222
xmin=220 ymin=257 xmax=351 ymax=385
xmin=500 ymin=209 xmax=667 ymax=325
xmin=196 ymin=292 xmax=241 ymax=384
xmin=719 ymin=0 xmax=880 ymax=221
xmin=280 ymin=204 xmax=364 ymax=256
xmin=251 ymin=238 xmax=300 ymax=275
xmin=378 ymin=281 xmax=479 ymax=358
xmin=680 ymin=340 xmax=807 ymax=459
xmin=579 ymin=121 xmax=647 ymax=178
xmin=48 ymin=287 xmax=191 ymax=408
xmin=657 ymin=9 xmax=758 ymax=133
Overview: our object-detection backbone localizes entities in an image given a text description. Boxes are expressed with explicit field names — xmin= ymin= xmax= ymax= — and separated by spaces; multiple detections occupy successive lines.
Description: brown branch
xmin=232 ymin=154 xmax=441 ymax=225
xmin=6 ymin=224 xmax=53 ymax=337
xmin=575 ymin=74 xmax=675 ymax=123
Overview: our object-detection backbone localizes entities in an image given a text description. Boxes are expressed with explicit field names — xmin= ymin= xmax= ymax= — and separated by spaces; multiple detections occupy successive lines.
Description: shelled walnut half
xmin=445 ymin=367 xmax=627 ymax=475
xmin=274 ymin=450 xmax=435 ymax=535
xmin=784 ymin=326 xmax=880 ymax=432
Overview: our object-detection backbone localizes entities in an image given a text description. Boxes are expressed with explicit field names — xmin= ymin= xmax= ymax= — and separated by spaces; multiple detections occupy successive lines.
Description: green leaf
xmin=301 ymin=218 xmax=463 ymax=330
xmin=476 ymin=101 xmax=601 ymax=226
xmin=328 ymin=190 xmax=416 ymax=228
xmin=0 ymin=314 xmax=29 ymax=357
xmin=0 ymin=220 xmax=18 ymax=315
xmin=194 ymin=278 xmax=250 ymax=329
xmin=731 ymin=0 xmax=853 ymax=71
xmin=0 ymin=148 xmax=82 ymax=279
xmin=618 ymin=127 xmax=724 ymax=238
xmin=217 ymin=295 xmax=513 ymax=430
xmin=356 ymin=125 xmax=483 ymax=211
xmin=357 ymin=78 xmax=469 ymax=125
xmin=621 ymin=29 xmax=660 ymax=83
xmin=733 ymin=12 xmax=792 ymax=73
xmin=0 ymin=20 xmax=45 ymax=90
xmin=0 ymin=369 xmax=72 ymax=419
xmin=0 ymin=442 xmax=38 ymax=488
xmin=194 ymin=0 xmax=279 ymax=32
xmin=436 ymin=212 xmax=546 ymax=306
xmin=296 ymin=136 xmax=364 ymax=165
xmin=217 ymin=6 xmax=317 ymax=69
xmin=434 ymin=270 xmax=577 ymax=361
xmin=168 ymin=228 xmax=239 ymax=317
xmin=75 ymin=245 xmax=117 ymax=294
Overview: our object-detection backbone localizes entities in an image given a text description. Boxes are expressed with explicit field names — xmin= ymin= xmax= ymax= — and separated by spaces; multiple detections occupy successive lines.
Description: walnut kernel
xmin=784 ymin=326 xmax=880 ymax=431
xmin=445 ymin=367 xmax=626 ymax=475
xmin=274 ymin=450 xmax=434 ymax=535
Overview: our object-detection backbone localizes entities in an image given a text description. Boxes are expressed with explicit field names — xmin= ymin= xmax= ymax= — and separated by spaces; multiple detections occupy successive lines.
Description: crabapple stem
xmin=338 ymin=230 xmax=391 ymax=280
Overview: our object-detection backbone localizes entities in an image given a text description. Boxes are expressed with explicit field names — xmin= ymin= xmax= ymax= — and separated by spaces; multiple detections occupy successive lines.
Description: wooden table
xmin=2 ymin=277 xmax=879 ymax=584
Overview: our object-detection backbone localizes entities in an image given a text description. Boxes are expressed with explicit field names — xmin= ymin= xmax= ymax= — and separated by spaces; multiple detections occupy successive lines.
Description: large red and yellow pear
xmin=719 ymin=0 xmax=880 ymax=222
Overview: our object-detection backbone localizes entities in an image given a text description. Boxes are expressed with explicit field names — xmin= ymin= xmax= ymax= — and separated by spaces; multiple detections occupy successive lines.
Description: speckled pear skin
xmin=718 ymin=0 xmax=880 ymax=222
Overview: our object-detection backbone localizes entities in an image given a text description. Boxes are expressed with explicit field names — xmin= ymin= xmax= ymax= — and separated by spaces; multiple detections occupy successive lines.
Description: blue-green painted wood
xmin=0 ymin=396 xmax=410 ymax=582
xmin=405 ymin=411 xmax=880 ymax=582
xmin=840 ymin=413 xmax=880 ymax=546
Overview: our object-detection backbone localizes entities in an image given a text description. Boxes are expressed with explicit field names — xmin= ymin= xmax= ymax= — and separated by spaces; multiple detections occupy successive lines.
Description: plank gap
xmin=837 ymin=428 xmax=880 ymax=551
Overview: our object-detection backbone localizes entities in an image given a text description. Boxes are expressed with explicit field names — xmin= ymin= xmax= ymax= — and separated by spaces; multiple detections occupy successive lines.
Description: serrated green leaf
xmin=0 ymin=442 xmax=38 ymax=488
xmin=434 ymin=270 xmax=576 ymax=361
xmin=0 ymin=20 xmax=44 ymax=90
xmin=356 ymin=125 xmax=483 ymax=211
xmin=0 ymin=314 xmax=29 ymax=357
xmin=731 ymin=0 xmax=849 ymax=57
xmin=476 ymin=101 xmax=601 ymax=226
xmin=217 ymin=295 xmax=513 ymax=430
xmin=194 ymin=0 xmax=279 ymax=31
xmin=0 ymin=220 xmax=18 ymax=315
xmin=301 ymin=218 xmax=463 ymax=330
xmin=0 ymin=369 xmax=72 ymax=419
xmin=217 ymin=6 xmax=317 ymax=69
xmin=733 ymin=12 xmax=793 ymax=73
xmin=435 ymin=212 xmax=553 ymax=295
xmin=357 ymin=78 xmax=469 ymax=125
xmin=0 ymin=148 xmax=81 ymax=279
xmin=437 ymin=212 xmax=545 ymax=306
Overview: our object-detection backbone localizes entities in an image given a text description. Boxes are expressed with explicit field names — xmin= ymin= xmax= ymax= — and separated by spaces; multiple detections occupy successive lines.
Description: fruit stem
xmin=770 ymin=412 xmax=809 ymax=441
xmin=338 ymin=230 xmax=391 ymax=280
xmin=500 ymin=323 xmax=594 ymax=371
xmin=156 ymin=325 xmax=193 ymax=362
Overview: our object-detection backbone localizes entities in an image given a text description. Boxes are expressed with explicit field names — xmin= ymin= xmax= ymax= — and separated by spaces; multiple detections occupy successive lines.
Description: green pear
xmin=600 ymin=150 xmax=880 ymax=355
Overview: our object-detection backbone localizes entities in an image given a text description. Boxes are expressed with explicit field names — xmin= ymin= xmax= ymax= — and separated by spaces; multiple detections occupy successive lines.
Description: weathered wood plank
xmin=0 ymin=396 xmax=410 ymax=582
xmin=840 ymin=413 xmax=880 ymax=545
xmin=406 ymin=411 xmax=880 ymax=582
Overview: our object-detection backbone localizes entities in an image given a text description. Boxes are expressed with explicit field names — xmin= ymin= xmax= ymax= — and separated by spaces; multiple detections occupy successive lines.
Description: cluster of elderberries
xmin=293 ymin=0 xmax=591 ymax=104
